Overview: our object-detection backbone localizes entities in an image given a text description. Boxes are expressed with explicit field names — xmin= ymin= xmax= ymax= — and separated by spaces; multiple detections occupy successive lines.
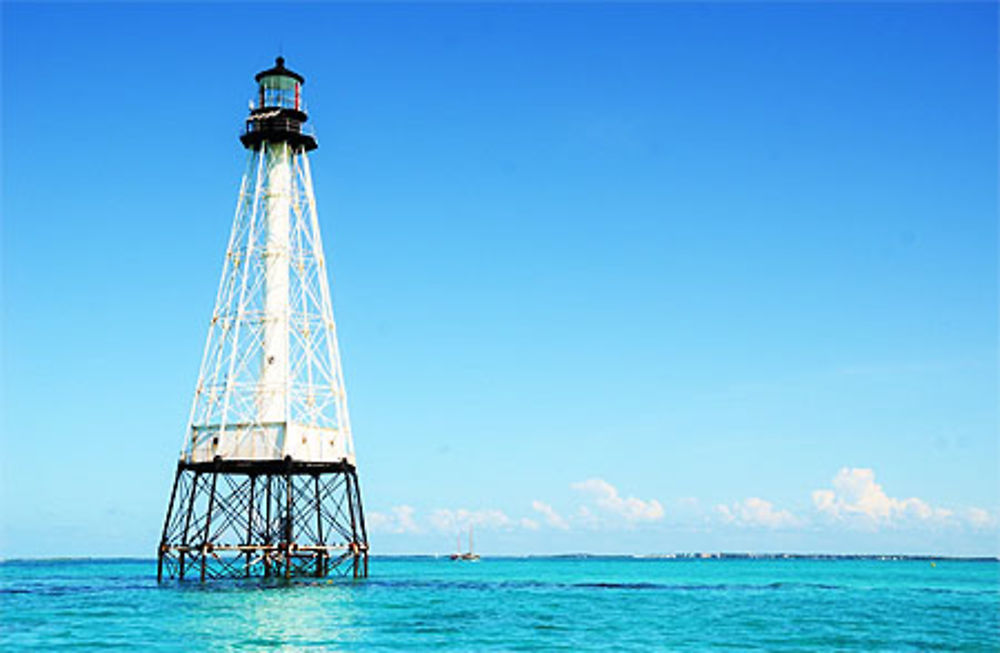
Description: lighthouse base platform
xmin=157 ymin=459 xmax=368 ymax=582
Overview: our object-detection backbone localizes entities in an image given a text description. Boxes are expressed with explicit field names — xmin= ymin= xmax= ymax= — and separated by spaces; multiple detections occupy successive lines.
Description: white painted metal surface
xmin=183 ymin=140 xmax=355 ymax=465
xmin=260 ymin=142 xmax=290 ymax=426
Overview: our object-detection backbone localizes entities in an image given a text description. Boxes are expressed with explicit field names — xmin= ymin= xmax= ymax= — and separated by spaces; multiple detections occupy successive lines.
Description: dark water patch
xmin=532 ymin=624 xmax=568 ymax=632
xmin=574 ymin=581 xmax=846 ymax=592
xmin=365 ymin=578 xmax=808 ymax=593
xmin=241 ymin=638 xmax=286 ymax=648
xmin=577 ymin=582 xmax=665 ymax=590
xmin=364 ymin=578 xmax=555 ymax=592
xmin=7 ymin=575 xmax=997 ymax=602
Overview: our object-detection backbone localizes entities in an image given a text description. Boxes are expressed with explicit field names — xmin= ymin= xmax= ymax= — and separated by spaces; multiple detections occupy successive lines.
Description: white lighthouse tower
xmin=158 ymin=58 xmax=369 ymax=581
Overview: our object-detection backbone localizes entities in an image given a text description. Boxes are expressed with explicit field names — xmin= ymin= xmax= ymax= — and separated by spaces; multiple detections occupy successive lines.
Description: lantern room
xmin=255 ymin=56 xmax=304 ymax=110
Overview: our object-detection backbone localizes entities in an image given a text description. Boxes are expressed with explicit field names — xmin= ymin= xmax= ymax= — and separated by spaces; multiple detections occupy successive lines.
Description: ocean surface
xmin=1 ymin=556 xmax=997 ymax=650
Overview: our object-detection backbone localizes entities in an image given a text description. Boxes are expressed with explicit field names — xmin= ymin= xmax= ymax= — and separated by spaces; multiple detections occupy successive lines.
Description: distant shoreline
xmin=3 ymin=553 xmax=998 ymax=563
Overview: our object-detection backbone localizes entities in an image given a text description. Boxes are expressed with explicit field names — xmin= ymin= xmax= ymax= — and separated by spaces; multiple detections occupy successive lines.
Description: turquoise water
xmin=2 ymin=557 xmax=997 ymax=650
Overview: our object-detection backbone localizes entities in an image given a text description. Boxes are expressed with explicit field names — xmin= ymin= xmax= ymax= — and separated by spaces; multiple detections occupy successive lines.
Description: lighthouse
xmin=157 ymin=58 xmax=369 ymax=581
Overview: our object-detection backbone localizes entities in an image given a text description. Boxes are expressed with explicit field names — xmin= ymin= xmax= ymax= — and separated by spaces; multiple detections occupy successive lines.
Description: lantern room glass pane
xmin=260 ymin=74 xmax=297 ymax=91
xmin=259 ymin=75 xmax=299 ymax=109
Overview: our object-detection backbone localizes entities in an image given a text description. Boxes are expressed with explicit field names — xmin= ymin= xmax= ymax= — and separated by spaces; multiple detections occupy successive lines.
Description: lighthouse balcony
xmin=240 ymin=115 xmax=317 ymax=151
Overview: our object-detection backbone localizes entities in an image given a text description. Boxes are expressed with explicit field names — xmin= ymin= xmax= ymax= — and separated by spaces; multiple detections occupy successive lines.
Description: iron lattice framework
xmin=158 ymin=59 xmax=368 ymax=581
xmin=158 ymin=461 xmax=367 ymax=581
xmin=183 ymin=142 xmax=353 ymax=462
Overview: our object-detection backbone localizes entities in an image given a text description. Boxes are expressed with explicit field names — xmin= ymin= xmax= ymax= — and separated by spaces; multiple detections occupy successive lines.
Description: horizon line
xmin=3 ymin=552 xmax=998 ymax=564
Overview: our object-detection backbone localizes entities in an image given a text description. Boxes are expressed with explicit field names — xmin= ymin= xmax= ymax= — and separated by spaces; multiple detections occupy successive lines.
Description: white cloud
xmin=574 ymin=505 xmax=599 ymax=529
xmin=964 ymin=507 xmax=996 ymax=529
xmin=367 ymin=505 xmax=420 ymax=534
xmin=429 ymin=508 xmax=514 ymax=533
xmin=531 ymin=500 xmax=570 ymax=530
xmin=812 ymin=468 xmax=952 ymax=527
xmin=373 ymin=505 xmax=549 ymax=534
xmin=571 ymin=478 xmax=664 ymax=522
xmin=716 ymin=497 xmax=797 ymax=528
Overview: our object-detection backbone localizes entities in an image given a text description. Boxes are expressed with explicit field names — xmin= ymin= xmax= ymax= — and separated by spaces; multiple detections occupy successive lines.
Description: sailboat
xmin=449 ymin=525 xmax=481 ymax=561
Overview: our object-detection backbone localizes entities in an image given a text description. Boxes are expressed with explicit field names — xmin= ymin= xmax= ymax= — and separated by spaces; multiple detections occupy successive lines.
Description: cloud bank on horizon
xmin=367 ymin=467 xmax=997 ymax=540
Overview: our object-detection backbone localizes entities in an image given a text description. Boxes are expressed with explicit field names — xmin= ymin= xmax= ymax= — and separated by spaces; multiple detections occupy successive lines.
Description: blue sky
xmin=2 ymin=3 xmax=997 ymax=557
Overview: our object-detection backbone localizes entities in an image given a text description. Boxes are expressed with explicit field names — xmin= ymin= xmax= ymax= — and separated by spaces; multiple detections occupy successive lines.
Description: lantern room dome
xmin=255 ymin=56 xmax=305 ymax=85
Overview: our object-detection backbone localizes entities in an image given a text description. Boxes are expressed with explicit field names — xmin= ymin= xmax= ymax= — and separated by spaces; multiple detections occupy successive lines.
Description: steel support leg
xmin=179 ymin=471 xmax=201 ymax=580
xmin=264 ymin=475 xmax=272 ymax=577
xmin=285 ymin=473 xmax=293 ymax=579
xmin=314 ymin=475 xmax=324 ymax=577
xmin=351 ymin=469 xmax=369 ymax=578
xmin=157 ymin=466 xmax=182 ymax=583
xmin=201 ymin=471 xmax=218 ymax=582
xmin=245 ymin=475 xmax=255 ymax=577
